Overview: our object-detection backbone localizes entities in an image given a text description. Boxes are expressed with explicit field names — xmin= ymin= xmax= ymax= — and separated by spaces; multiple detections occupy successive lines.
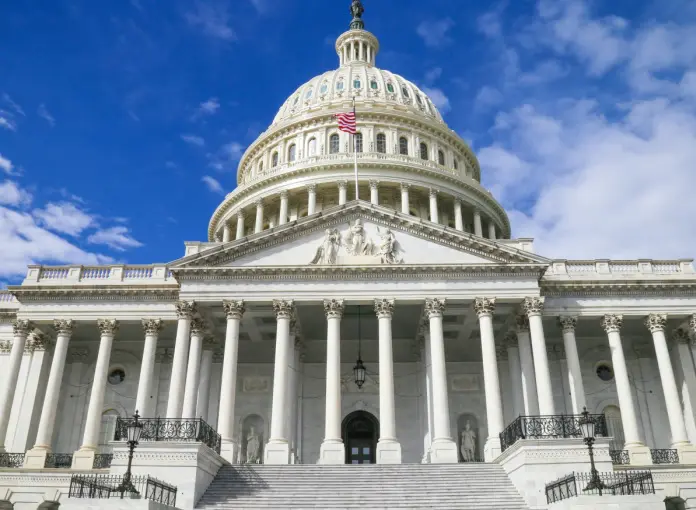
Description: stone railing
xmin=546 ymin=470 xmax=654 ymax=503
xmin=0 ymin=290 xmax=19 ymax=307
xmin=500 ymin=414 xmax=608 ymax=452
xmin=23 ymin=265 xmax=173 ymax=286
xmin=548 ymin=259 xmax=694 ymax=278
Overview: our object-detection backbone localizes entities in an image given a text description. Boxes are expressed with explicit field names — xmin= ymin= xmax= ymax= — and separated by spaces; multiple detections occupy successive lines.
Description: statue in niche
xmin=344 ymin=218 xmax=373 ymax=255
xmin=460 ymin=420 xmax=476 ymax=462
xmin=310 ymin=228 xmax=341 ymax=265
xmin=245 ymin=426 xmax=261 ymax=464
xmin=376 ymin=227 xmax=403 ymax=264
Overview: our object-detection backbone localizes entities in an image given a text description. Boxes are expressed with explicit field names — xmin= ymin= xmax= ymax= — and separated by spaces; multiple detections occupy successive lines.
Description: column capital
xmin=142 ymin=318 xmax=164 ymax=336
xmin=12 ymin=319 xmax=32 ymax=337
xmin=369 ymin=179 xmax=379 ymax=190
xmin=400 ymin=182 xmax=411 ymax=191
xmin=424 ymin=298 xmax=446 ymax=318
xmin=323 ymin=299 xmax=345 ymax=319
xmin=601 ymin=314 xmax=623 ymax=333
xmin=307 ymin=183 xmax=317 ymax=193
xmin=175 ymin=300 xmax=197 ymax=319
xmin=255 ymin=199 xmax=264 ymax=207
xmin=515 ymin=314 xmax=530 ymax=332
xmin=97 ymin=319 xmax=119 ymax=336
xmin=558 ymin=316 xmax=577 ymax=333
xmin=190 ymin=318 xmax=206 ymax=336
xmin=522 ymin=297 xmax=544 ymax=316
xmin=504 ymin=331 xmax=518 ymax=348
xmin=673 ymin=328 xmax=691 ymax=345
xmin=279 ymin=189 xmax=289 ymax=199
xmin=645 ymin=313 xmax=667 ymax=333
xmin=28 ymin=331 xmax=50 ymax=352
xmin=474 ymin=297 xmax=496 ymax=317
xmin=223 ymin=299 xmax=246 ymax=320
xmin=273 ymin=299 xmax=295 ymax=319
xmin=374 ymin=298 xmax=395 ymax=318
xmin=53 ymin=319 xmax=76 ymax=336
xmin=237 ymin=210 xmax=245 ymax=219
xmin=338 ymin=180 xmax=348 ymax=190
xmin=429 ymin=188 xmax=439 ymax=197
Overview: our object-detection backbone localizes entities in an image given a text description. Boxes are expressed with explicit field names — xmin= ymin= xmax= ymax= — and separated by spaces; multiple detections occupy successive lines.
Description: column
xmin=279 ymin=191 xmax=289 ymax=226
xmin=222 ymin=223 xmax=231 ymax=243
xmin=235 ymin=211 xmax=245 ymax=239
xmin=422 ymin=329 xmax=435 ymax=462
xmin=429 ymin=189 xmax=439 ymax=223
xmin=254 ymin=200 xmax=264 ymax=233
xmin=424 ymin=298 xmax=458 ymax=463
xmin=601 ymin=314 xmax=651 ymax=463
xmin=307 ymin=184 xmax=317 ymax=215
xmin=196 ymin=344 xmax=214 ymax=422
xmin=504 ymin=332 xmax=524 ymax=420
xmin=474 ymin=298 xmax=504 ymax=460
xmin=646 ymin=314 xmax=693 ymax=457
xmin=0 ymin=320 xmax=31 ymax=452
xmin=516 ymin=315 xmax=539 ymax=415
xmin=319 ymin=299 xmax=345 ymax=464
xmin=182 ymin=319 xmax=205 ymax=419
xmin=265 ymin=299 xmax=294 ymax=464
xmin=523 ymin=297 xmax=555 ymax=415
xmin=287 ymin=331 xmax=300 ymax=463
xmin=677 ymin=326 xmax=696 ymax=444
xmin=488 ymin=222 xmax=496 ymax=240
xmin=338 ymin=181 xmax=348 ymax=205
xmin=474 ymin=210 xmax=483 ymax=237
xmin=556 ymin=317 xmax=587 ymax=414
xmin=400 ymin=183 xmax=410 ymax=214
xmin=375 ymin=298 xmax=402 ymax=463
xmin=73 ymin=319 xmax=118 ymax=469
xmin=453 ymin=200 xmax=463 ymax=231
xmin=369 ymin=180 xmax=379 ymax=204
xmin=135 ymin=319 xmax=162 ymax=417
xmin=218 ymin=300 xmax=245 ymax=462
xmin=166 ymin=301 xmax=196 ymax=418
xmin=23 ymin=321 xmax=73 ymax=467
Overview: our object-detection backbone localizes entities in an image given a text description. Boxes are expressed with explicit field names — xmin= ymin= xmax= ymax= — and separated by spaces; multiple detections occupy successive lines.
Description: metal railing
xmin=45 ymin=453 xmax=73 ymax=468
xmin=500 ymin=414 xmax=608 ymax=452
xmin=114 ymin=417 xmax=221 ymax=454
xmin=0 ymin=453 xmax=25 ymax=468
xmin=69 ymin=474 xmax=177 ymax=507
xmin=610 ymin=450 xmax=630 ymax=465
xmin=546 ymin=471 xmax=655 ymax=504
xmin=93 ymin=454 xmax=113 ymax=469
xmin=651 ymin=449 xmax=679 ymax=464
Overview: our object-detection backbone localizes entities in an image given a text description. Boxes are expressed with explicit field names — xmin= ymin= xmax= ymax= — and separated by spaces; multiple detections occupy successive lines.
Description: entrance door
xmin=342 ymin=410 xmax=378 ymax=464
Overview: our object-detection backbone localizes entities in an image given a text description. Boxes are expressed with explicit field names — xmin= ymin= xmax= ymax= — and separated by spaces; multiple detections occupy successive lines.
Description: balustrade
xmin=115 ymin=417 xmax=221 ymax=454
xmin=500 ymin=414 xmax=608 ymax=452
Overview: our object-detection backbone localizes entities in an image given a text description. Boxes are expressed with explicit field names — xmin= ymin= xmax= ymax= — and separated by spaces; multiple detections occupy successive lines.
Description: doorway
xmin=342 ymin=410 xmax=379 ymax=464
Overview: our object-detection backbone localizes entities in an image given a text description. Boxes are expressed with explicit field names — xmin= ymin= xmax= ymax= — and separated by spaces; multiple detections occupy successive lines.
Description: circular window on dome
xmin=108 ymin=367 xmax=126 ymax=385
xmin=596 ymin=362 xmax=614 ymax=382
xmin=402 ymin=86 xmax=410 ymax=98
xmin=320 ymin=83 xmax=328 ymax=94
xmin=370 ymin=80 xmax=378 ymax=90
xmin=337 ymin=80 xmax=344 ymax=91
xmin=386 ymin=82 xmax=395 ymax=93
xmin=305 ymin=88 xmax=313 ymax=99
xmin=353 ymin=78 xmax=361 ymax=89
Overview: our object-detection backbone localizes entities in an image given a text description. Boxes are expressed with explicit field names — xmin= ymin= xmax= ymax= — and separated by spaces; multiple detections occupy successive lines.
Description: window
xmin=293 ymin=94 xmax=300 ymax=106
xmin=330 ymin=134 xmax=340 ymax=154
xmin=305 ymin=88 xmax=313 ymax=99
xmin=438 ymin=150 xmax=445 ymax=166
xmin=320 ymin=82 xmax=328 ymax=94
xmin=454 ymin=158 xmax=459 ymax=170
xmin=354 ymin=78 xmax=361 ymax=89
xmin=376 ymin=133 xmax=386 ymax=153
xmin=308 ymin=138 xmax=317 ymax=157
xmin=416 ymin=94 xmax=423 ymax=106
xmin=386 ymin=82 xmax=395 ymax=93
xmin=596 ymin=362 xmax=614 ymax=382
xmin=337 ymin=80 xmax=344 ymax=91
xmin=272 ymin=152 xmax=279 ymax=167
xmin=259 ymin=160 xmax=264 ymax=172
xmin=355 ymin=133 xmax=363 ymax=153
xmin=420 ymin=142 xmax=429 ymax=160
xmin=370 ymin=80 xmax=378 ymax=90
xmin=399 ymin=136 xmax=409 ymax=155
xmin=288 ymin=144 xmax=296 ymax=162
xmin=108 ymin=368 xmax=125 ymax=385
xmin=402 ymin=86 xmax=410 ymax=98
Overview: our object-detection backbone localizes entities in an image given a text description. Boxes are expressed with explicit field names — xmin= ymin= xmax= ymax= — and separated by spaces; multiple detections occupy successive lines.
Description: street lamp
xmin=353 ymin=305 xmax=367 ymax=389
xmin=116 ymin=410 xmax=144 ymax=498
xmin=579 ymin=407 xmax=605 ymax=495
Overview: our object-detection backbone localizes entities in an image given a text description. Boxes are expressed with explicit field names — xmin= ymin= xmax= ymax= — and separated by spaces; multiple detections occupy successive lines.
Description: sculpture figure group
xmin=310 ymin=219 xmax=403 ymax=265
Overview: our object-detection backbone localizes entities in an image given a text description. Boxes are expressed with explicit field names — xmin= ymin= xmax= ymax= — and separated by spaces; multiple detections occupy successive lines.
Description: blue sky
xmin=2 ymin=0 xmax=696 ymax=285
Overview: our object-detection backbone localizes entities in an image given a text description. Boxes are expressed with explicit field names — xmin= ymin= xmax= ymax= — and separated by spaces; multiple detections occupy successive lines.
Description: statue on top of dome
xmin=350 ymin=0 xmax=365 ymax=30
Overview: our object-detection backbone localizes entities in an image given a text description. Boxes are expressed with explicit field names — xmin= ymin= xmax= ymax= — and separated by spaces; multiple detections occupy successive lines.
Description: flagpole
xmin=353 ymin=96 xmax=359 ymax=201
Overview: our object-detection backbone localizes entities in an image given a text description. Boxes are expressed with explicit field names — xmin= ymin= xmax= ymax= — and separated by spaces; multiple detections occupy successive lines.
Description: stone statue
xmin=350 ymin=0 xmax=365 ymax=23
xmin=376 ymin=227 xmax=403 ymax=264
xmin=460 ymin=421 xmax=476 ymax=462
xmin=310 ymin=228 xmax=341 ymax=265
xmin=245 ymin=426 xmax=261 ymax=464
xmin=344 ymin=219 xmax=373 ymax=255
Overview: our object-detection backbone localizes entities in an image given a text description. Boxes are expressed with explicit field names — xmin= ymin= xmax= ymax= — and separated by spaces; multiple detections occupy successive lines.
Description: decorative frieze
xmin=12 ymin=319 xmax=32 ymax=337
xmin=175 ymin=300 xmax=197 ymax=320
xmin=96 ymin=319 xmax=119 ymax=336
xmin=424 ymin=298 xmax=445 ymax=318
xmin=223 ymin=299 xmax=246 ymax=320
xmin=558 ymin=316 xmax=577 ymax=333
xmin=142 ymin=318 xmax=164 ymax=336
xmin=374 ymin=298 xmax=395 ymax=318
xmin=522 ymin=297 xmax=544 ymax=316
xmin=645 ymin=313 xmax=667 ymax=333
xmin=601 ymin=314 xmax=623 ymax=333
xmin=53 ymin=319 xmax=75 ymax=336
xmin=473 ymin=297 xmax=495 ymax=317
xmin=324 ymin=298 xmax=345 ymax=319
xmin=273 ymin=299 xmax=295 ymax=319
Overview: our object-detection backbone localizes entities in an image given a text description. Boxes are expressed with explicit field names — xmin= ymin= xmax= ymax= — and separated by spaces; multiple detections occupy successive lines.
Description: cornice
xmin=541 ymin=281 xmax=696 ymax=297
xmin=8 ymin=286 xmax=180 ymax=302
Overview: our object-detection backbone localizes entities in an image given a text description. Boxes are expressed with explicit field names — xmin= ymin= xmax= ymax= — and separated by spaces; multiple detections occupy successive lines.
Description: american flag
xmin=336 ymin=111 xmax=357 ymax=134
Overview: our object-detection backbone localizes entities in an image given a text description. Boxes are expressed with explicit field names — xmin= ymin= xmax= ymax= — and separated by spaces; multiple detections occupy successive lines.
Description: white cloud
xmin=416 ymin=18 xmax=454 ymax=48
xmin=474 ymin=86 xmax=504 ymax=110
xmin=422 ymin=87 xmax=451 ymax=114
xmin=424 ymin=67 xmax=443 ymax=84
xmin=0 ymin=153 xmax=15 ymax=175
xmin=33 ymin=202 xmax=94 ymax=236
xmin=249 ymin=0 xmax=272 ymax=15
xmin=180 ymin=134 xmax=205 ymax=146
xmin=208 ymin=141 xmax=245 ymax=171
xmin=202 ymin=175 xmax=224 ymax=194
xmin=0 ymin=115 xmax=16 ymax=131
xmin=185 ymin=1 xmax=237 ymax=41
xmin=37 ymin=104 xmax=55 ymax=127
xmin=0 ymin=181 xmax=32 ymax=207
xmin=199 ymin=97 xmax=220 ymax=115
xmin=87 ymin=226 xmax=142 ymax=251
xmin=2 ymin=94 xmax=24 ymax=116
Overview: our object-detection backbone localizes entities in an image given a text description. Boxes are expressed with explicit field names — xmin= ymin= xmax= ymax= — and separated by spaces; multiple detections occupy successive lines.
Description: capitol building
xmin=2 ymin=2 xmax=696 ymax=509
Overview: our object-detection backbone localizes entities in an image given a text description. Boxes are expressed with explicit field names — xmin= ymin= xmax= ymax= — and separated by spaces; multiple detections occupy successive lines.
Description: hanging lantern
xmin=353 ymin=358 xmax=366 ymax=388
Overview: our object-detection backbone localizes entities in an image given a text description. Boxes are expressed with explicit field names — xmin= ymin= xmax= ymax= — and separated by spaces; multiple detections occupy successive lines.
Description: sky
xmin=2 ymin=0 xmax=696 ymax=285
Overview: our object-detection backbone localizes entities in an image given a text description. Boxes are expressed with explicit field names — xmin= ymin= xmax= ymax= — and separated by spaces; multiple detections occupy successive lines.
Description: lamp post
xmin=579 ymin=407 xmax=605 ymax=495
xmin=116 ymin=410 xmax=144 ymax=498
xmin=353 ymin=306 xmax=366 ymax=389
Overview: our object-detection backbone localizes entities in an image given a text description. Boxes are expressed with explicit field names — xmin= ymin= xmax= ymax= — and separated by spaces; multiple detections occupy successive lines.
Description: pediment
xmin=170 ymin=202 xmax=549 ymax=270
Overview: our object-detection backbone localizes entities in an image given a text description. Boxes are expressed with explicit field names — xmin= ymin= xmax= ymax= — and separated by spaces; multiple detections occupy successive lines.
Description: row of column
xmin=221 ymin=182 xmax=498 ymax=242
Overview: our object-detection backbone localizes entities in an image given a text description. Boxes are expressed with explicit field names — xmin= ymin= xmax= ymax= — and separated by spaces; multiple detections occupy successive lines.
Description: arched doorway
xmin=342 ymin=411 xmax=379 ymax=464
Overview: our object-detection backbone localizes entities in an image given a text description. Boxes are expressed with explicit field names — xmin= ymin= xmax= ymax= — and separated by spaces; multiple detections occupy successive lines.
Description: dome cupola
xmin=336 ymin=1 xmax=379 ymax=67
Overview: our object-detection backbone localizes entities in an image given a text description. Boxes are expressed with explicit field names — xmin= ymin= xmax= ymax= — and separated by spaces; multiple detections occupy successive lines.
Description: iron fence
xmin=68 ymin=473 xmax=177 ymax=507
xmin=114 ymin=417 xmax=221 ymax=454
xmin=93 ymin=453 xmax=113 ymax=469
xmin=0 ymin=453 xmax=25 ymax=468
xmin=500 ymin=414 xmax=608 ymax=452
xmin=651 ymin=449 xmax=679 ymax=464
xmin=546 ymin=470 xmax=654 ymax=504
xmin=610 ymin=450 xmax=630 ymax=465
xmin=45 ymin=453 xmax=73 ymax=468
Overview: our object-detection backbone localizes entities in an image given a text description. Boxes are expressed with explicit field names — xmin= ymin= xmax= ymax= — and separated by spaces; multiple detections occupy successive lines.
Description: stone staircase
xmin=196 ymin=463 xmax=530 ymax=509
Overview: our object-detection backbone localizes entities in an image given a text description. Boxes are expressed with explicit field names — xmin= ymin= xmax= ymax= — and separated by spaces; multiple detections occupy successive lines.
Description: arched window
xmin=416 ymin=94 xmax=423 ymax=106
xmin=308 ymin=138 xmax=317 ymax=157
xmin=305 ymin=88 xmax=313 ymax=99
xmin=259 ymin=160 xmax=264 ymax=172
xmin=288 ymin=144 xmax=297 ymax=162
xmin=386 ymin=82 xmax=395 ymax=93
xmin=370 ymin=80 xmax=378 ymax=90
xmin=293 ymin=94 xmax=300 ymax=106
xmin=399 ymin=136 xmax=409 ymax=156
xmin=354 ymin=78 xmax=361 ymax=89
xmin=320 ymin=82 xmax=328 ymax=94
xmin=453 ymin=158 xmax=459 ymax=170
xmin=420 ymin=142 xmax=429 ymax=160
xmin=337 ymin=80 xmax=344 ymax=91
xmin=271 ymin=152 xmax=279 ymax=167
xmin=438 ymin=150 xmax=445 ymax=166
xmin=376 ymin=133 xmax=386 ymax=153
xmin=355 ymin=133 xmax=363 ymax=153
xmin=329 ymin=134 xmax=340 ymax=154
xmin=402 ymin=86 xmax=410 ymax=98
